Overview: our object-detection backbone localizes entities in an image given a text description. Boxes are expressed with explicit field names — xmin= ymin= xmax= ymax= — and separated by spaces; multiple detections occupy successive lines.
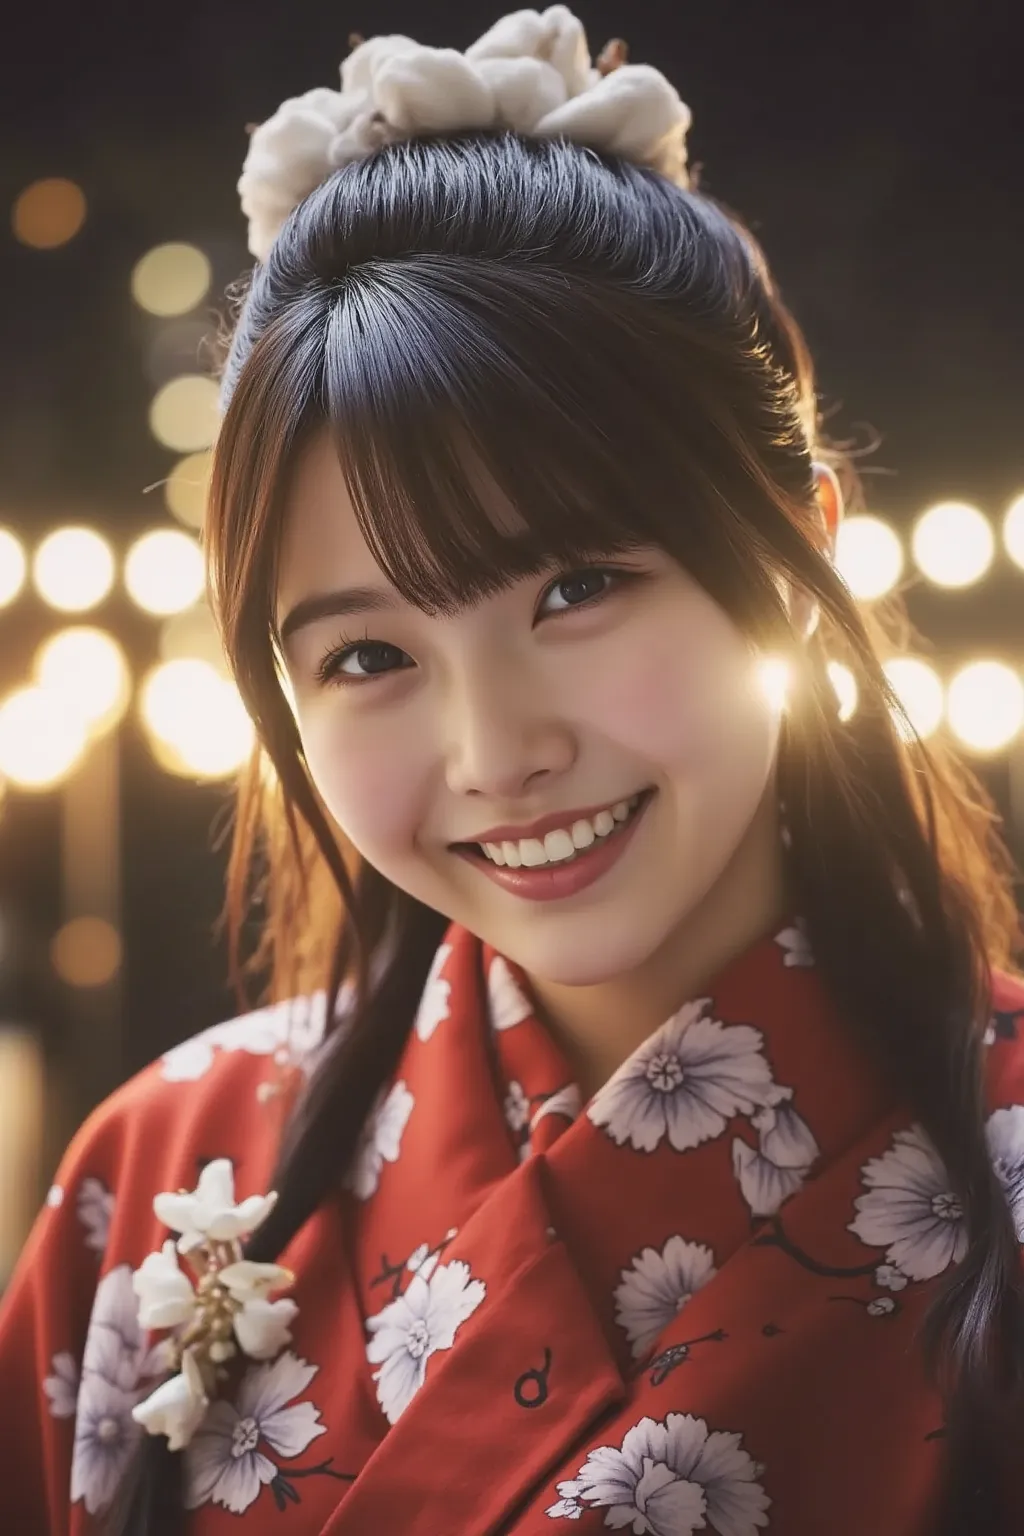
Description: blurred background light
xmin=0 ymin=528 xmax=27 ymax=607
xmin=833 ymin=515 xmax=904 ymax=600
xmin=827 ymin=661 xmax=858 ymax=722
xmin=0 ymin=686 xmax=88 ymax=788
xmin=947 ymin=660 xmax=1024 ymax=754
xmin=33 ymin=628 xmax=130 ymax=736
xmin=148 ymin=374 xmax=219 ymax=453
xmin=124 ymin=529 xmax=204 ymax=615
xmin=143 ymin=319 xmax=214 ymax=388
xmin=50 ymin=916 xmax=123 ymax=988
xmin=883 ymin=656 xmax=944 ymax=741
xmin=130 ymin=242 xmax=212 ymax=317
xmin=911 ymin=500 xmax=994 ymax=588
xmin=755 ymin=655 xmax=789 ymax=715
xmin=33 ymin=527 xmax=115 ymax=612
xmin=1003 ymin=493 xmax=1024 ymax=572
xmin=164 ymin=450 xmax=212 ymax=529
xmin=139 ymin=659 xmax=254 ymax=779
xmin=158 ymin=601 xmax=229 ymax=676
xmin=0 ymin=1028 xmax=45 ymax=1286
xmin=12 ymin=178 xmax=87 ymax=249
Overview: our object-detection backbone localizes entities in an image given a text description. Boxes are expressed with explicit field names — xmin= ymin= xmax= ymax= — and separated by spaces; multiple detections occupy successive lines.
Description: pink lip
xmin=453 ymin=790 xmax=654 ymax=903
xmin=456 ymin=792 xmax=649 ymax=849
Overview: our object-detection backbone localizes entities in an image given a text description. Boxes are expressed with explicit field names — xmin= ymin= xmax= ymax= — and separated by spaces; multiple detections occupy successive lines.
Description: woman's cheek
xmin=300 ymin=718 xmax=422 ymax=856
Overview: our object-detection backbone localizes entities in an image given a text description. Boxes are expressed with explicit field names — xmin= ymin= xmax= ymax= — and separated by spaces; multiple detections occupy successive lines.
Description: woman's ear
xmin=790 ymin=462 xmax=846 ymax=641
xmin=812 ymin=459 xmax=843 ymax=554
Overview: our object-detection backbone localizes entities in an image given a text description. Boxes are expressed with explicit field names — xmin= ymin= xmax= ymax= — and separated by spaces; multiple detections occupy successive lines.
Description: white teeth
xmin=478 ymin=792 xmax=644 ymax=869
xmin=570 ymin=819 xmax=595 ymax=851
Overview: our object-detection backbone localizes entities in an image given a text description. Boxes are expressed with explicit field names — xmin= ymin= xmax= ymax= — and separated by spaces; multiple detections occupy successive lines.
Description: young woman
xmin=3 ymin=9 xmax=1024 ymax=1534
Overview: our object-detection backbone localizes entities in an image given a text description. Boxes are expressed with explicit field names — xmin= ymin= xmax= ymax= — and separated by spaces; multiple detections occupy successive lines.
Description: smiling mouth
xmin=451 ymin=789 xmax=655 ymax=868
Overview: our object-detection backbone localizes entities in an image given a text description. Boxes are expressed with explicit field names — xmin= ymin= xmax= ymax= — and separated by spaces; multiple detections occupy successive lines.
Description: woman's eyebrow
xmin=279 ymin=585 xmax=399 ymax=645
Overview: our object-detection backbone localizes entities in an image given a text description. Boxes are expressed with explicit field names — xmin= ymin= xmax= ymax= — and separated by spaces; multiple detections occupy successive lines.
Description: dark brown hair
xmin=109 ymin=129 xmax=1023 ymax=1533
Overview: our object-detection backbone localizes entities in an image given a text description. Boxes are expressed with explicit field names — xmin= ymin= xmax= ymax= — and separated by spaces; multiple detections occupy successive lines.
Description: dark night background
xmin=0 ymin=0 xmax=1021 ymax=1217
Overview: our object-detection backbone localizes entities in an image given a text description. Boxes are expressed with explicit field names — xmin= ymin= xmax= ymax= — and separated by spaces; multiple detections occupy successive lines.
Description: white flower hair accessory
xmin=238 ymin=6 xmax=694 ymax=262
xmin=130 ymin=1159 xmax=296 ymax=1451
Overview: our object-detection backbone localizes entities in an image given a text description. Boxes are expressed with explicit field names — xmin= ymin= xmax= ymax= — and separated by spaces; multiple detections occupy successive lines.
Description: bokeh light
xmin=131 ymin=243 xmax=212 ymax=317
xmin=51 ymin=917 xmax=123 ymax=988
xmin=34 ymin=628 xmax=130 ymax=736
xmin=946 ymin=661 xmax=1024 ymax=754
xmin=164 ymin=450 xmax=212 ymax=529
xmin=12 ymin=178 xmax=87 ymax=249
xmin=833 ymin=516 xmax=904 ymax=601
xmin=1003 ymin=494 xmax=1024 ymax=573
xmin=755 ymin=656 xmax=790 ymax=715
xmin=148 ymin=375 xmax=219 ymax=453
xmin=0 ymin=528 xmax=27 ymax=607
xmin=911 ymin=501 xmax=994 ymax=588
xmin=882 ymin=657 xmax=944 ymax=741
xmin=124 ymin=529 xmax=204 ymax=615
xmin=158 ymin=601 xmax=229 ymax=676
xmin=139 ymin=659 xmax=254 ymax=778
xmin=827 ymin=661 xmax=858 ymax=722
xmin=33 ymin=527 xmax=115 ymax=612
xmin=0 ymin=686 xmax=88 ymax=789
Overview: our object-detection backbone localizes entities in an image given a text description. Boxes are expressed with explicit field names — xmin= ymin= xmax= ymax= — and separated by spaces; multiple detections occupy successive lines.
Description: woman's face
xmin=275 ymin=431 xmax=787 ymax=988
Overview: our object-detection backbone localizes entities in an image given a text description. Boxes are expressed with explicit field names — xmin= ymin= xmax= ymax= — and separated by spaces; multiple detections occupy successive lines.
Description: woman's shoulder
xmin=44 ymin=989 xmax=345 ymax=1269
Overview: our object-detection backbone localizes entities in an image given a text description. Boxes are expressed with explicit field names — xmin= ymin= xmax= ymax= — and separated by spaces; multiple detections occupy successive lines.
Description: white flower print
xmin=613 ymin=1237 xmax=717 ymax=1362
xmin=848 ymin=1124 xmax=967 ymax=1281
xmin=47 ymin=1183 xmax=64 ymax=1208
xmin=488 ymin=954 xmax=534 ymax=1031
xmin=159 ymin=991 xmax=338 ymax=1083
xmin=775 ymin=921 xmax=813 ymax=967
xmin=366 ymin=1259 xmax=486 ymax=1424
xmin=44 ymin=1351 xmax=80 ymax=1418
xmin=77 ymin=1176 xmax=114 ymax=1255
xmin=414 ymin=942 xmax=453 ymax=1041
xmin=504 ymin=1080 xmax=531 ymax=1134
xmin=868 ymin=1297 xmax=896 ymax=1317
xmin=184 ymin=1352 xmax=326 ymax=1514
xmin=587 ymin=999 xmax=777 ymax=1154
xmin=346 ymin=1080 xmax=415 ymax=1200
xmin=154 ymin=1157 xmax=277 ymax=1254
xmin=546 ymin=1411 xmax=770 ymax=1533
xmin=986 ymin=1105 xmax=1024 ymax=1238
xmin=70 ymin=1266 xmax=170 ymax=1514
xmin=732 ymin=1091 xmax=820 ymax=1219
xmin=532 ymin=1083 xmax=583 ymax=1130
xmin=547 ymin=1479 xmax=585 ymax=1520
xmin=875 ymin=1264 xmax=908 ymax=1292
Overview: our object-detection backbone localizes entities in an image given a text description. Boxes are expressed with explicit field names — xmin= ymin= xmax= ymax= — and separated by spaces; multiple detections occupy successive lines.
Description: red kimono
xmin=3 ymin=917 xmax=1024 ymax=1535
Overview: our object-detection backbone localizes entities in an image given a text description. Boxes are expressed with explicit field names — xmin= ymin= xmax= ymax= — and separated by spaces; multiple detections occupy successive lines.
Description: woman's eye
xmin=539 ymin=567 xmax=620 ymax=616
xmin=315 ymin=638 xmax=409 ymax=688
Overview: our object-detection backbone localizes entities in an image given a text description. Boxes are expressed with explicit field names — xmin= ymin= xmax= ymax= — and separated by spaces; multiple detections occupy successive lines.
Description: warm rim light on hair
xmin=827 ymin=661 xmax=858 ymax=722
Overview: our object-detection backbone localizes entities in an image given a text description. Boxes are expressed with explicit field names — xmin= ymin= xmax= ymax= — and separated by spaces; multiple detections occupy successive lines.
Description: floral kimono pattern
xmin=3 ymin=918 xmax=1024 ymax=1534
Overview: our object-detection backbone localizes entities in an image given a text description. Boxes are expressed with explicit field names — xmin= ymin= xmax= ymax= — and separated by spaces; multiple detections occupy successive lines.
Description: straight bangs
xmin=313 ymin=253 xmax=802 ymax=636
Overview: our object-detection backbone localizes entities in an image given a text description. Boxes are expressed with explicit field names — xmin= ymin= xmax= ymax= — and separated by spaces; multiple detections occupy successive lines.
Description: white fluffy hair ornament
xmin=238 ymin=6 xmax=694 ymax=263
